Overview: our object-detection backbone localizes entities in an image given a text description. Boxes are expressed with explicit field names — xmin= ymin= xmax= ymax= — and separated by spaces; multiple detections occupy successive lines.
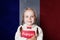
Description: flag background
xmin=20 ymin=0 xmax=40 ymax=26
xmin=0 ymin=0 xmax=60 ymax=40
xmin=41 ymin=0 xmax=60 ymax=40
xmin=0 ymin=0 xmax=19 ymax=40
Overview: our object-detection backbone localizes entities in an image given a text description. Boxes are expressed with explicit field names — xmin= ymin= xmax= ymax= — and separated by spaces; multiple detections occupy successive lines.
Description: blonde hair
xmin=22 ymin=7 xmax=37 ymax=25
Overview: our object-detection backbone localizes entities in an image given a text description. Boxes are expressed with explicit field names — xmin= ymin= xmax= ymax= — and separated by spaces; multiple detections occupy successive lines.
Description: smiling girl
xmin=15 ymin=8 xmax=43 ymax=40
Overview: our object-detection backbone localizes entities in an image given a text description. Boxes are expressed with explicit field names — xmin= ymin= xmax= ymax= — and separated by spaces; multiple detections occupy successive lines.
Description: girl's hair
xmin=21 ymin=7 xmax=37 ymax=25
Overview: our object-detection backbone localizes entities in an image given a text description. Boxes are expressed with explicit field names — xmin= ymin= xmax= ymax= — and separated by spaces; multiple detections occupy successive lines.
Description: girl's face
xmin=24 ymin=10 xmax=35 ymax=26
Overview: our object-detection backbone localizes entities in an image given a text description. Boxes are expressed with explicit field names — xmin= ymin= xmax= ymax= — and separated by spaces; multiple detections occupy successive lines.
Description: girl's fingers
xmin=32 ymin=34 xmax=37 ymax=38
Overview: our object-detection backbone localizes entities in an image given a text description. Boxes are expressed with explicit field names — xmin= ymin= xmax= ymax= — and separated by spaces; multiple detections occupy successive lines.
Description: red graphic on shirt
xmin=21 ymin=30 xmax=35 ymax=38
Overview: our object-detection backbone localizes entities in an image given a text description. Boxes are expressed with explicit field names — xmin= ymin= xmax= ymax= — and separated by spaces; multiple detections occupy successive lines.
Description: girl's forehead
xmin=24 ymin=10 xmax=35 ymax=15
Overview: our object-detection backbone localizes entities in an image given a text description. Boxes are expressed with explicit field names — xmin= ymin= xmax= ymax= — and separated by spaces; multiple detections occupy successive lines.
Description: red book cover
xmin=21 ymin=30 xmax=35 ymax=39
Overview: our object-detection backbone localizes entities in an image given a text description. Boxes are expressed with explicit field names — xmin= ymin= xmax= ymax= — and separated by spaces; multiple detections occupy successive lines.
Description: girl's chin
xmin=27 ymin=23 xmax=33 ymax=26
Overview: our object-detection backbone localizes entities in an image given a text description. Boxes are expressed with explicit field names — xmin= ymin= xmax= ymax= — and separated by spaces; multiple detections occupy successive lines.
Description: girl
xmin=15 ymin=8 xmax=43 ymax=40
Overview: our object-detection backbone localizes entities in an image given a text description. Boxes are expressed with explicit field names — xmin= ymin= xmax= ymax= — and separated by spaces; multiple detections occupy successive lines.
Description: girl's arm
xmin=37 ymin=27 xmax=43 ymax=40
xmin=15 ymin=25 xmax=26 ymax=40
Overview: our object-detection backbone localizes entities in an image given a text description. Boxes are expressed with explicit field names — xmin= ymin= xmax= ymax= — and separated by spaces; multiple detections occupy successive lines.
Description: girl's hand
xmin=27 ymin=35 xmax=37 ymax=40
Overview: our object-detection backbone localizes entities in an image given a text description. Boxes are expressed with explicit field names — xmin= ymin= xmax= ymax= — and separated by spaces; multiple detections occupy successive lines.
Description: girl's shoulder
xmin=16 ymin=25 xmax=22 ymax=31
xmin=34 ymin=24 xmax=43 ymax=32
xmin=34 ymin=25 xmax=41 ymax=29
xmin=19 ymin=25 xmax=22 ymax=28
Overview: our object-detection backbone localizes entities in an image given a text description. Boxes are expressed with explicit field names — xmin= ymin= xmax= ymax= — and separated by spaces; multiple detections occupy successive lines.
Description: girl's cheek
xmin=32 ymin=18 xmax=34 ymax=20
xmin=32 ymin=18 xmax=35 ymax=23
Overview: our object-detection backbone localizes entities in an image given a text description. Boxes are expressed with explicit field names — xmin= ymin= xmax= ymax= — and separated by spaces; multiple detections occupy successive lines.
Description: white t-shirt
xmin=15 ymin=24 xmax=43 ymax=40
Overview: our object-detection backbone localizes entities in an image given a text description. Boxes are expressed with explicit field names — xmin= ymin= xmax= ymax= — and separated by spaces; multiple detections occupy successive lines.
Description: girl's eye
xmin=31 ymin=16 xmax=34 ymax=18
xmin=26 ymin=16 xmax=28 ymax=18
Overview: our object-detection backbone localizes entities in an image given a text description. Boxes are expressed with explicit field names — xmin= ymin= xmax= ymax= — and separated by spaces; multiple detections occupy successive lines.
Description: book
xmin=21 ymin=30 xmax=35 ymax=39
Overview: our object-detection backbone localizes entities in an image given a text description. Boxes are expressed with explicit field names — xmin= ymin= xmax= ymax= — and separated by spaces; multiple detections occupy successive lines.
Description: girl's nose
xmin=29 ymin=17 xmax=31 ymax=20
